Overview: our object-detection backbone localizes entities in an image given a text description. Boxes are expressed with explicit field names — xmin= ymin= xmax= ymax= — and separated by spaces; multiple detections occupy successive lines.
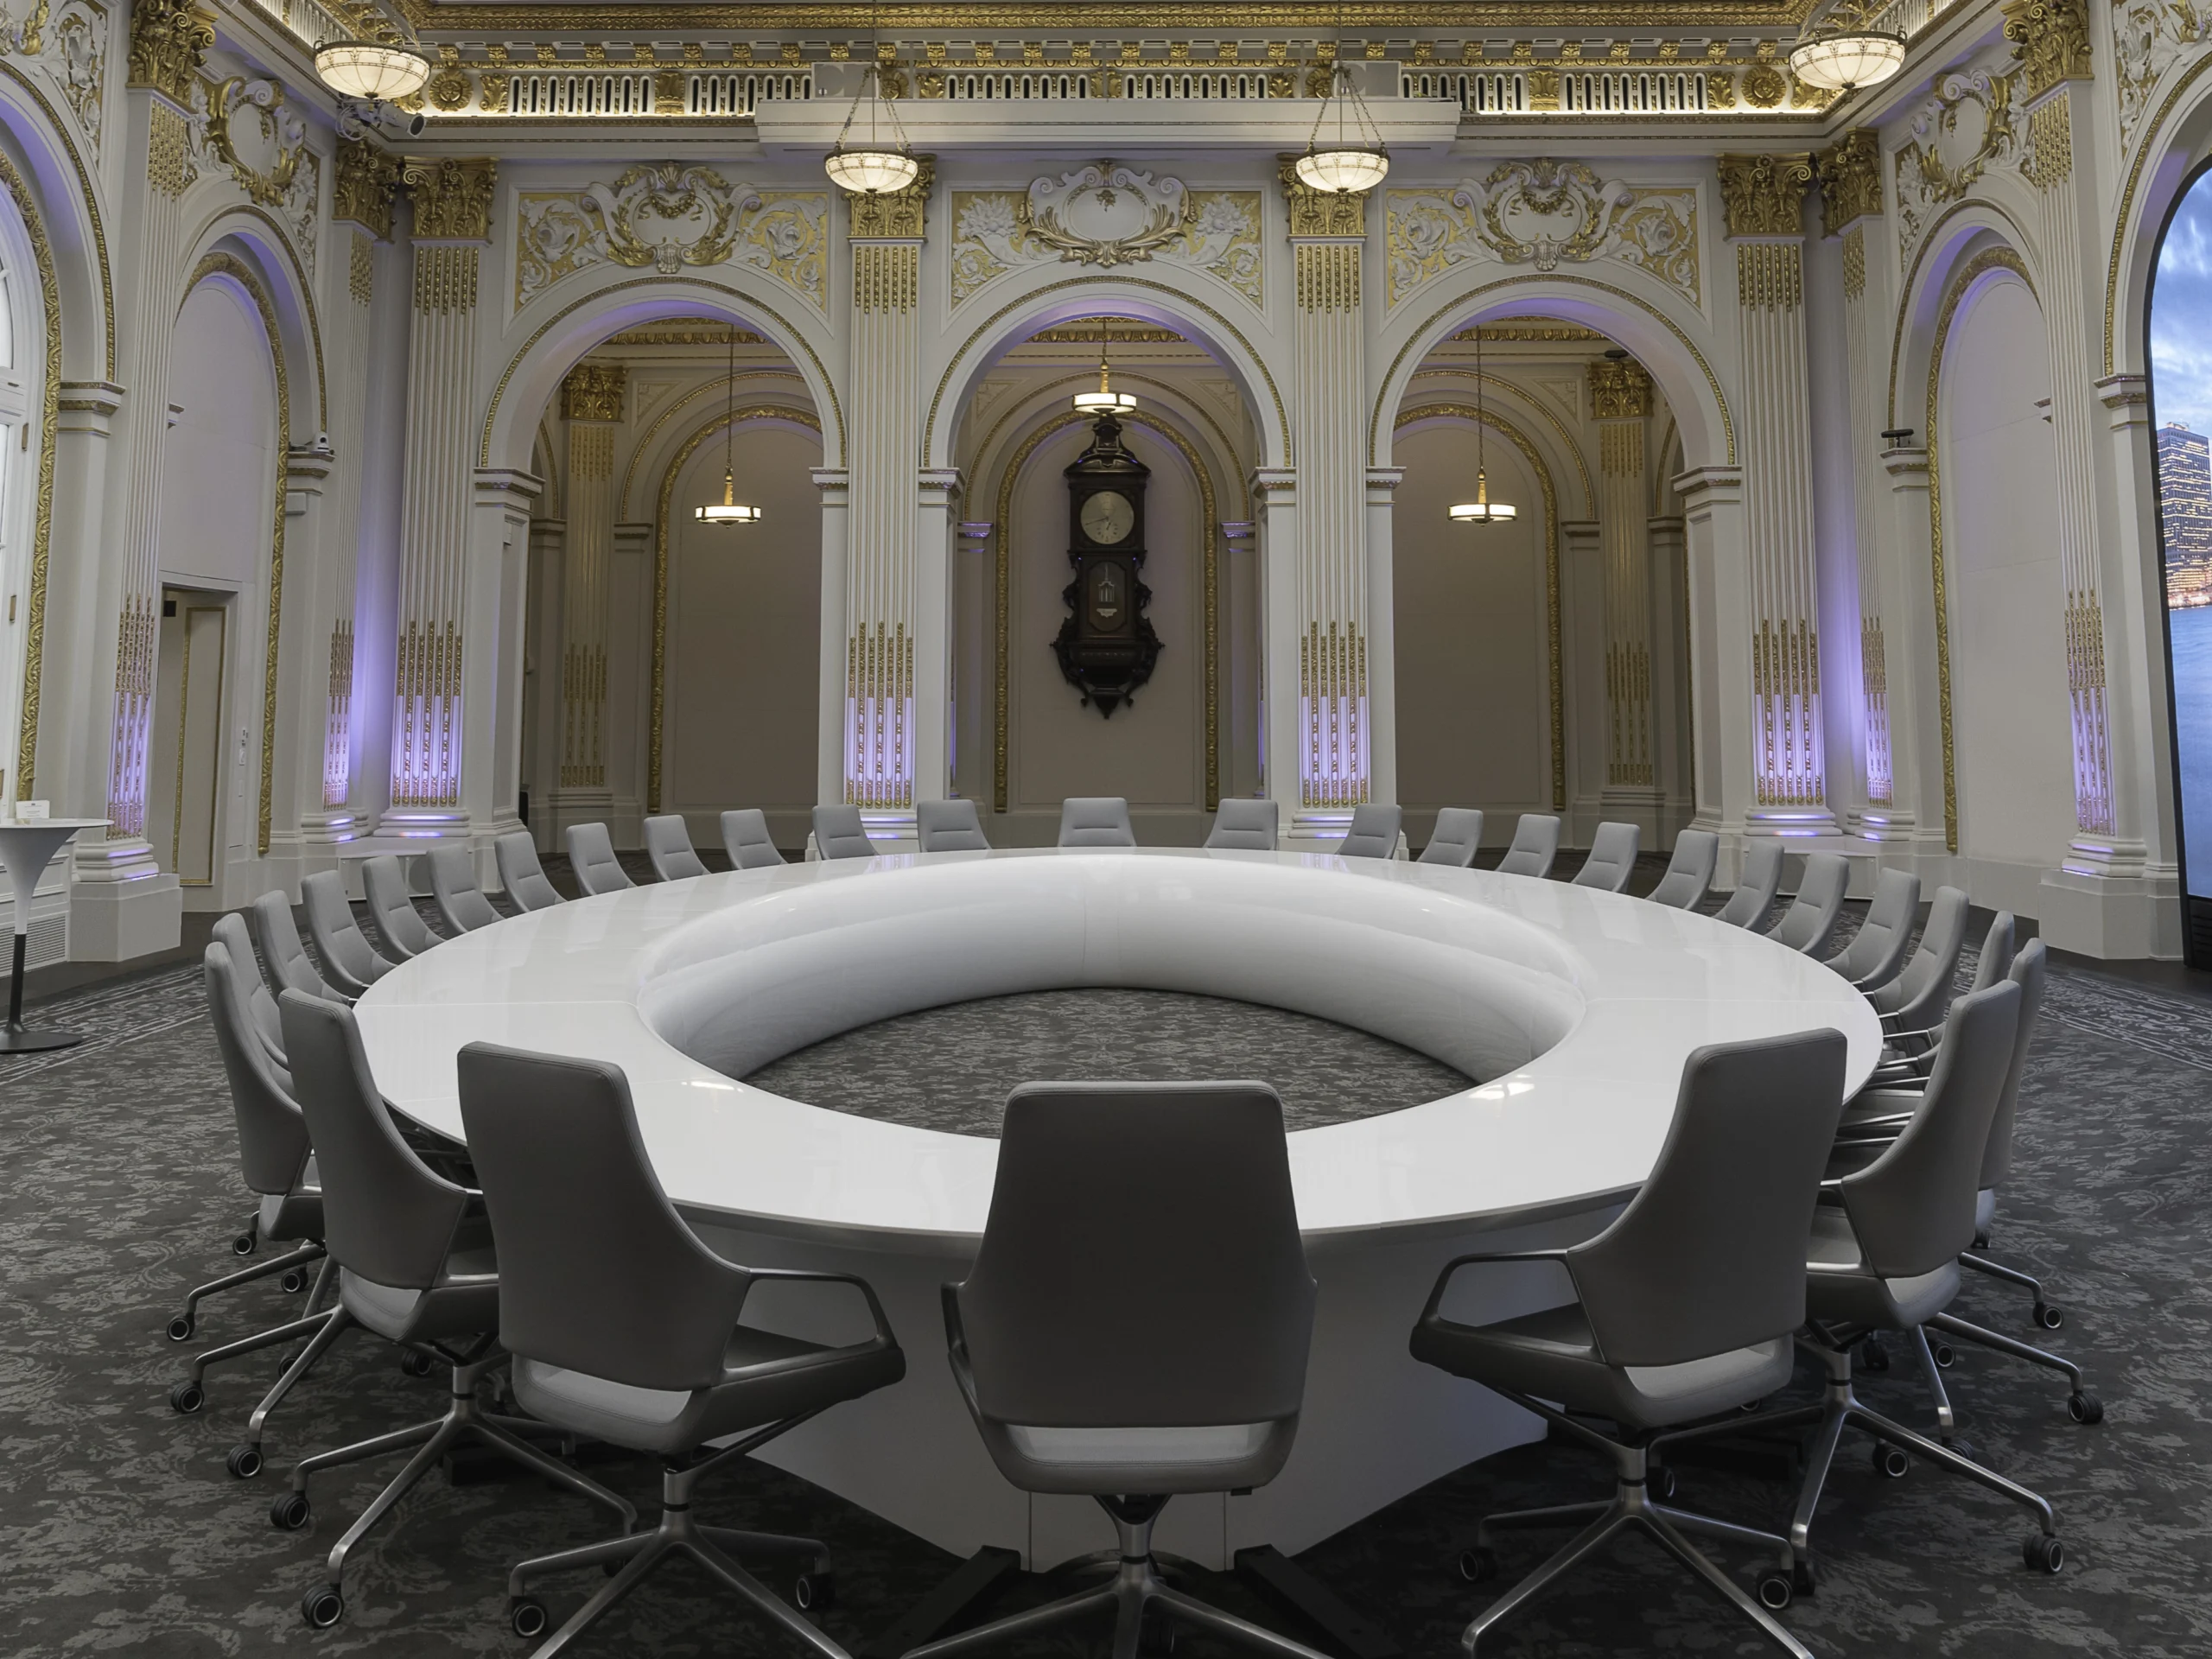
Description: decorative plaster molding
xmin=2003 ymin=0 xmax=2094 ymax=99
xmin=842 ymin=156 xmax=932 ymax=239
xmin=194 ymin=75 xmax=320 ymax=272
xmin=950 ymin=170 xmax=1261 ymax=308
xmin=1385 ymin=161 xmax=1700 ymax=308
xmin=1815 ymin=129 xmax=1882 ymax=238
xmin=1715 ymin=152 xmax=1813 ymax=238
xmin=1587 ymin=357 xmax=1652 ymax=419
xmin=1278 ymin=154 xmax=1369 ymax=238
xmin=334 ymin=138 xmax=399 ymax=239
xmin=403 ymin=155 xmax=497 ymax=242
xmin=561 ymin=361 xmax=625 ymax=421
xmin=125 ymin=0 xmax=210 ymax=107
xmin=1891 ymin=65 xmax=2023 ymax=268
xmin=6 ymin=0 xmax=106 ymax=154
xmin=516 ymin=163 xmax=828 ymax=310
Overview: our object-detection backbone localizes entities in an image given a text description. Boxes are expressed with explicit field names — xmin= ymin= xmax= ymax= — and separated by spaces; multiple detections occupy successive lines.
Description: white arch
xmin=183 ymin=210 xmax=323 ymax=442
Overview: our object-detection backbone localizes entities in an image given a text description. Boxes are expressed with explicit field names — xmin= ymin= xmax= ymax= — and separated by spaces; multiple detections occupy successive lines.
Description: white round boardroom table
xmin=355 ymin=847 xmax=1880 ymax=1573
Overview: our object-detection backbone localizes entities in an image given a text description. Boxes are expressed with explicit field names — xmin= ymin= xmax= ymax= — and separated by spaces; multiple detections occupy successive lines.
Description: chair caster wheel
xmin=1137 ymin=1611 xmax=1176 ymax=1656
xmin=510 ymin=1597 xmax=549 ymax=1638
xmin=281 ymin=1268 xmax=308 ymax=1294
xmin=168 ymin=1380 xmax=204 ymax=1414
xmin=2035 ymin=1303 xmax=2063 ymax=1331
xmin=2069 ymin=1391 xmax=2103 ymax=1425
xmin=1859 ymin=1336 xmax=1891 ymax=1373
xmin=225 ymin=1443 xmax=264 ymax=1479
xmin=1933 ymin=1342 xmax=1955 ymax=1368
xmin=166 ymin=1313 xmax=194 ymax=1343
xmin=399 ymin=1350 xmax=436 ymax=1378
xmin=1456 ymin=1548 xmax=1497 ymax=1584
xmin=301 ymin=1584 xmax=345 ymax=1628
xmin=232 ymin=1229 xmax=258 ymax=1256
xmin=1757 ymin=1573 xmax=1793 ymax=1611
xmin=2023 ymin=1534 xmax=2064 ymax=1574
xmin=1791 ymin=1559 xmax=1818 ymax=1597
xmin=794 ymin=1570 xmax=837 ymax=1613
xmin=1872 ymin=1444 xmax=1910 ymax=1479
xmin=270 ymin=1491 xmax=311 ymax=1530
xmin=1942 ymin=1437 xmax=1975 ymax=1461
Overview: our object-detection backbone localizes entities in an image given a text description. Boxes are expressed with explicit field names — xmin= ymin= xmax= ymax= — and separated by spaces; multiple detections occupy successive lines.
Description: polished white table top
xmin=355 ymin=849 xmax=1880 ymax=1250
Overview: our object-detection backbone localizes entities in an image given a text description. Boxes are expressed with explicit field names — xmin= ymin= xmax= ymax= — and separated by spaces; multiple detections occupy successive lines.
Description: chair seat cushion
xmin=339 ymin=1245 xmax=500 ymax=1344
xmin=513 ymin=1325 xmax=906 ymax=1458
xmin=1803 ymin=1208 xmax=1958 ymax=1329
xmin=1410 ymin=1302 xmax=1793 ymax=1431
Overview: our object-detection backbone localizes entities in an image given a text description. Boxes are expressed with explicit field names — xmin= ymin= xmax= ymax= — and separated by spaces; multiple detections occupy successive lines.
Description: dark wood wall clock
xmin=1053 ymin=412 xmax=1163 ymax=716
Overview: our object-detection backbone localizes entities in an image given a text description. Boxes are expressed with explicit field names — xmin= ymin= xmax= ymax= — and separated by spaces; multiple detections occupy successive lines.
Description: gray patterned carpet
xmin=1 ymin=910 xmax=2209 ymax=1657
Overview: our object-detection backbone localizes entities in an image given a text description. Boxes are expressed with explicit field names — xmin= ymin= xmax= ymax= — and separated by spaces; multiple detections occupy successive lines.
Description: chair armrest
xmin=740 ymin=1267 xmax=899 ymax=1349
xmin=1417 ymin=1249 xmax=1572 ymax=1325
xmin=1834 ymin=1113 xmax=1914 ymax=1138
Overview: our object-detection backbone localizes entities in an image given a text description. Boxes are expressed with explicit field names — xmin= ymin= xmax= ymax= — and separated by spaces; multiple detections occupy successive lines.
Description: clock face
xmin=1079 ymin=490 xmax=1136 ymax=545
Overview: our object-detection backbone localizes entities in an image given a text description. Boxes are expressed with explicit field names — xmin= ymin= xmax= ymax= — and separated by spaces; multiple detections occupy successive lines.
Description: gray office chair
xmin=1570 ymin=821 xmax=1640 ymax=892
xmin=271 ymin=996 xmax=637 ymax=1630
xmin=495 ymin=832 xmax=564 ymax=912
xmin=1334 ymin=803 xmax=1402 ymax=859
xmin=251 ymin=891 xmax=344 ymax=1004
xmin=1494 ymin=814 xmax=1560 ymax=880
xmin=301 ymin=871 xmax=394 ymax=999
xmin=1058 ymin=796 xmax=1137 ymax=848
xmin=721 ymin=809 xmax=785 ymax=869
xmin=1871 ymin=911 xmax=2016 ymax=1083
xmin=1764 ymin=852 xmax=1848 ymax=957
xmin=566 ymin=823 xmax=635 ymax=895
xmin=362 ymin=855 xmax=440 ymax=959
xmin=645 ymin=814 xmax=709 ymax=881
xmin=1868 ymin=886 xmax=1970 ymax=1033
xmin=1413 ymin=1032 xmax=1849 ymax=1657
xmin=429 ymin=844 xmax=502 ymax=931
xmin=167 ymin=944 xmax=332 ymax=1421
xmin=1418 ymin=807 xmax=1483 ymax=867
xmin=919 ymin=798 xmax=992 ymax=852
xmin=1821 ymin=868 xmax=1921 ymax=991
xmin=813 ymin=803 xmax=877 ymax=860
xmin=454 ymin=1043 xmax=905 ymax=1655
xmin=213 ymin=912 xmax=289 ymax=1073
xmin=908 ymin=1082 xmax=1328 ymax=1659
xmin=1669 ymin=982 xmax=2066 ymax=1578
xmin=1205 ymin=798 xmax=1278 ymax=851
xmin=1645 ymin=830 xmax=1718 ymax=908
xmin=1714 ymin=838 xmax=1785 ymax=930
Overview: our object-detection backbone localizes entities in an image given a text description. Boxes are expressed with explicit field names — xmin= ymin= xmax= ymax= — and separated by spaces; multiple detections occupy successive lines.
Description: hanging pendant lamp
xmin=824 ymin=16 xmax=918 ymax=196
xmin=1296 ymin=10 xmax=1389 ymax=196
xmin=1451 ymin=325 xmax=1516 ymax=526
xmin=1787 ymin=27 xmax=1905 ymax=93
xmin=314 ymin=38 xmax=430 ymax=103
xmin=696 ymin=327 xmax=763 ymax=528
xmin=1072 ymin=334 xmax=1137 ymax=415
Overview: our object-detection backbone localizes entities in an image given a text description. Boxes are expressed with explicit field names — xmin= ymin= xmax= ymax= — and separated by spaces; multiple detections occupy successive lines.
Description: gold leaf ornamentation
xmin=949 ymin=175 xmax=1262 ymax=308
xmin=2004 ymin=0 xmax=2094 ymax=98
xmin=1891 ymin=67 xmax=2021 ymax=262
xmin=1815 ymin=128 xmax=1883 ymax=237
xmin=842 ymin=156 xmax=932 ymax=238
xmin=334 ymin=138 xmax=400 ymax=239
xmin=1279 ymin=154 xmax=1370 ymax=237
xmin=125 ymin=0 xmax=211 ymax=106
xmin=1715 ymin=151 xmax=1814 ymax=238
xmin=403 ymin=155 xmax=497 ymax=242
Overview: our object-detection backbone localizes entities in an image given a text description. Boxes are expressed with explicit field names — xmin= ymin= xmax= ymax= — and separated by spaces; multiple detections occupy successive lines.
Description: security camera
xmin=335 ymin=96 xmax=426 ymax=142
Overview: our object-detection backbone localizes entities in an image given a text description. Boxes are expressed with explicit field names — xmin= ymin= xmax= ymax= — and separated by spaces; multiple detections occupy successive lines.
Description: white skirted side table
xmin=0 ymin=817 xmax=108 ymax=1052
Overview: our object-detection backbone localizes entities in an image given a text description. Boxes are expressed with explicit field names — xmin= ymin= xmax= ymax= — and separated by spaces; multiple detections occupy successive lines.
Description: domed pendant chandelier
xmin=1295 ymin=6 xmax=1389 ymax=194
xmin=1787 ymin=25 xmax=1906 ymax=93
xmin=313 ymin=39 xmax=430 ymax=103
xmin=1451 ymin=326 xmax=1516 ymax=527
xmin=823 ymin=9 xmax=919 ymax=196
xmin=696 ymin=327 xmax=763 ymax=528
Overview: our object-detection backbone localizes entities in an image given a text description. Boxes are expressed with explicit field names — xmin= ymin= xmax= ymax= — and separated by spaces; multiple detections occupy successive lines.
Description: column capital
xmin=474 ymin=467 xmax=543 ymax=508
xmin=1716 ymin=153 xmax=1814 ymax=238
xmin=811 ymin=466 xmax=851 ymax=500
xmin=561 ymin=363 xmax=626 ymax=423
xmin=1249 ymin=467 xmax=1296 ymax=504
xmin=2095 ymin=372 xmax=2151 ymax=429
xmin=403 ymin=156 xmax=498 ymax=242
xmin=1671 ymin=463 xmax=1743 ymax=506
xmin=125 ymin=0 xmax=213 ymax=107
xmin=1587 ymin=358 xmax=1653 ymax=420
xmin=2003 ymin=0 xmax=2094 ymax=100
xmin=918 ymin=467 xmax=963 ymax=505
xmin=1276 ymin=156 xmax=1372 ymax=239
xmin=57 ymin=380 xmax=124 ymax=435
xmin=334 ymin=140 xmax=402 ymax=240
xmin=1815 ymin=130 xmax=1883 ymax=238
xmin=842 ymin=156 xmax=935 ymax=240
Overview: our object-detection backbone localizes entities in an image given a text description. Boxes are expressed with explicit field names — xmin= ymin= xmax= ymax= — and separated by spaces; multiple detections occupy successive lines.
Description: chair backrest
xmin=281 ymin=992 xmax=467 ymax=1290
xmin=212 ymin=912 xmax=287 ymax=1061
xmin=495 ymin=832 xmax=565 ymax=911
xmin=251 ymin=891 xmax=340 ymax=1002
xmin=1568 ymin=1030 xmax=1849 ymax=1369
xmin=1644 ymin=830 xmax=1718 ymax=909
xmin=918 ymin=798 xmax=992 ymax=853
xmin=203 ymin=942 xmax=310 ymax=1197
xmin=644 ymin=815 xmax=709 ymax=881
xmin=1416 ymin=807 xmax=1483 ymax=868
xmin=429 ymin=844 xmax=502 ymax=931
xmin=301 ymin=869 xmax=394 ymax=995
xmin=955 ymin=1082 xmax=1315 ymax=1430
xmin=720 ymin=809 xmax=786 ymax=869
xmin=1980 ymin=940 xmax=2047 ymax=1190
xmin=1570 ymin=821 xmax=1641 ymax=892
xmin=362 ymin=855 xmax=438 ymax=959
xmin=1872 ymin=886 xmax=1970 ymax=1025
xmin=1058 ymin=797 xmax=1136 ymax=849
xmin=566 ymin=823 xmax=636 ymax=895
xmin=1205 ymin=798 xmax=1279 ymax=851
xmin=1827 ymin=868 xmax=1922 ymax=987
xmin=1766 ymin=852 xmax=1849 ymax=955
xmin=1334 ymin=803 xmax=1402 ymax=860
xmin=1494 ymin=814 xmax=1561 ymax=879
xmin=812 ymin=804 xmax=876 ymax=860
xmin=1967 ymin=912 xmax=2018 ymax=995
xmin=1840 ymin=980 xmax=2022 ymax=1280
xmin=1714 ymin=838 xmax=1784 ymax=929
xmin=456 ymin=1044 xmax=753 ymax=1394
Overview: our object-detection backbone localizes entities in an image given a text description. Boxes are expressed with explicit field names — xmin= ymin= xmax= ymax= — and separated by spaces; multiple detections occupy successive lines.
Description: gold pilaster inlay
xmin=1841 ymin=225 xmax=1866 ymax=300
xmin=148 ymin=101 xmax=190 ymax=198
xmin=854 ymin=241 xmax=918 ymax=311
xmin=1300 ymin=620 xmax=1368 ymax=810
xmin=414 ymin=245 xmax=480 ymax=314
xmin=348 ymin=233 xmax=374 ymax=307
xmin=393 ymin=620 xmax=463 ymax=809
xmin=2027 ymin=92 xmax=2074 ymax=188
xmin=1737 ymin=240 xmax=1802 ymax=309
xmin=1751 ymin=618 xmax=1821 ymax=807
xmin=1294 ymin=241 xmax=1360 ymax=310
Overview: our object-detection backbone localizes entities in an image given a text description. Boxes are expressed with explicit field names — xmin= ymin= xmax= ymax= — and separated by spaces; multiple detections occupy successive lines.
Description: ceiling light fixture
xmin=1295 ymin=8 xmax=1389 ymax=194
xmin=313 ymin=39 xmax=430 ymax=103
xmin=823 ymin=11 xmax=919 ymax=196
xmin=1072 ymin=334 xmax=1137 ymax=415
xmin=1451 ymin=324 xmax=1517 ymax=527
xmin=696 ymin=327 xmax=763 ymax=528
xmin=1787 ymin=27 xmax=1906 ymax=93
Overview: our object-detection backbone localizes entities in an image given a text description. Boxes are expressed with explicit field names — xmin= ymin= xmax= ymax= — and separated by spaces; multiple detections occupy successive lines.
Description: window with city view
xmin=2151 ymin=169 xmax=2212 ymax=907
